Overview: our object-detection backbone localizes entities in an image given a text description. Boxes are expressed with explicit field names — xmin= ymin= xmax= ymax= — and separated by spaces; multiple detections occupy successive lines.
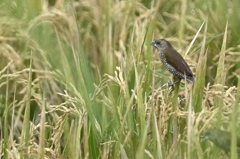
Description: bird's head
xmin=201 ymin=128 xmax=221 ymax=142
xmin=151 ymin=39 xmax=172 ymax=52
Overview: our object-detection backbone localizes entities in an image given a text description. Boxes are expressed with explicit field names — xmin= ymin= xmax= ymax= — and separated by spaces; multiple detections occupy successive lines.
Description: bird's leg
xmin=167 ymin=78 xmax=181 ymax=91
xmin=167 ymin=82 xmax=175 ymax=91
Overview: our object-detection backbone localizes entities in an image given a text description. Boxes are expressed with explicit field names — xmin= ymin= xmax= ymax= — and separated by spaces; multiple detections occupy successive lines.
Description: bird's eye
xmin=156 ymin=41 xmax=160 ymax=45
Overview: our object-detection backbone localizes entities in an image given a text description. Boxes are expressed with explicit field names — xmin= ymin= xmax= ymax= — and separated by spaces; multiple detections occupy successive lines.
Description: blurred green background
xmin=0 ymin=0 xmax=240 ymax=159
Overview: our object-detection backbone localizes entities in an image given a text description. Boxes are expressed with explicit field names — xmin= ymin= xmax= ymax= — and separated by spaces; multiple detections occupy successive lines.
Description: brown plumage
xmin=151 ymin=39 xmax=194 ymax=88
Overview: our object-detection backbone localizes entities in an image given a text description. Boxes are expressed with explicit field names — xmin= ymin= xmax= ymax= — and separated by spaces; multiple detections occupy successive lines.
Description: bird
xmin=201 ymin=128 xmax=240 ymax=158
xmin=151 ymin=39 xmax=194 ymax=89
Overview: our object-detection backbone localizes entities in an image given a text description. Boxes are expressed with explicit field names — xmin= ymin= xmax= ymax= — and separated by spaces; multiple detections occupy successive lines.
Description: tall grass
xmin=0 ymin=0 xmax=240 ymax=159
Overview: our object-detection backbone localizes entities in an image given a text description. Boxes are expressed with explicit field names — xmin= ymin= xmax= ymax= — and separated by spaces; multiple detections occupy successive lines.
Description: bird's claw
xmin=168 ymin=82 xmax=175 ymax=91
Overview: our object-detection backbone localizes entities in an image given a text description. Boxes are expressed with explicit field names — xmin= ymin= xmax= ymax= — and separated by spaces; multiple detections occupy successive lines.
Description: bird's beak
xmin=200 ymin=135 xmax=208 ymax=141
xmin=151 ymin=41 xmax=157 ymax=47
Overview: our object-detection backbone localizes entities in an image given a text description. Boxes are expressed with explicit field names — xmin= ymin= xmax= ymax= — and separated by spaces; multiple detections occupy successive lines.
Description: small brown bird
xmin=151 ymin=39 xmax=194 ymax=88
xmin=201 ymin=128 xmax=240 ymax=158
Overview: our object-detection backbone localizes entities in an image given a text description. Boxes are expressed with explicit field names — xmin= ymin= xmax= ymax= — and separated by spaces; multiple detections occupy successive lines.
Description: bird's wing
xmin=165 ymin=48 xmax=193 ymax=77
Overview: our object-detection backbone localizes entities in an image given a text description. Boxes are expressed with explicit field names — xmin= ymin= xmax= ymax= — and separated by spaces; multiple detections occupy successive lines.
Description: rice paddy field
xmin=0 ymin=0 xmax=240 ymax=159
